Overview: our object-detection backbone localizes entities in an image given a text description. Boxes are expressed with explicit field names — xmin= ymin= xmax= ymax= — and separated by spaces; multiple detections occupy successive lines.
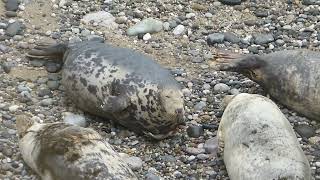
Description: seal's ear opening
xmin=15 ymin=114 xmax=36 ymax=138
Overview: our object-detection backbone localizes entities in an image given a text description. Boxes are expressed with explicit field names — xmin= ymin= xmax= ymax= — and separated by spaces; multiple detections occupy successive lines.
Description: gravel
xmin=0 ymin=0 xmax=319 ymax=179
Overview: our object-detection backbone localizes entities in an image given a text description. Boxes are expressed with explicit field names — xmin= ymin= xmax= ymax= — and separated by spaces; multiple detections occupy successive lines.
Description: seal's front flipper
xmin=209 ymin=50 xmax=264 ymax=72
xmin=26 ymin=43 xmax=67 ymax=60
xmin=102 ymin=95 xmax=130 ymax=113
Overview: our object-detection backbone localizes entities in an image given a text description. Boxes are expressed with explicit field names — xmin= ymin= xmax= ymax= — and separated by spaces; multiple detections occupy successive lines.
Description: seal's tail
xmin=26 ymin=43 xmax=67 ymax=61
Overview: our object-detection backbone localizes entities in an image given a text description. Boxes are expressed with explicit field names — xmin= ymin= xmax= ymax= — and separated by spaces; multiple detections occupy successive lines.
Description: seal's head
xmin=159 ymin=87 xmax=185 ymax=122
xmin=209 ymin=50 xmax=266 ymax=83
xmin=144 ymin=85 xmax=185 ymax=140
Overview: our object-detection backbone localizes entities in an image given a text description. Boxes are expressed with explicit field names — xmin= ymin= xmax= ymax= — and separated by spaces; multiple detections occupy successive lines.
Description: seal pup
xmin=26 ymin=40 xmax=185 ymax=140
xmin=210 ymin=49 xmax=320 ymax=122
xmin=16 ymin=114 xmax=138 ymax=180
xmin=218 ymin=93 xmax=311 ymax=180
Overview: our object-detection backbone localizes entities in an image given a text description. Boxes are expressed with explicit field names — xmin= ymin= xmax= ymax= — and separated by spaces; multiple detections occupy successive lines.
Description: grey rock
xmin=0 ymin=23 xmax=7 ymax=29
xmin=5 ymin=11 xmax=17 ymax=17
xmin=169 ymin=20 xmax=178 ymax=29
xmin=124 ymin=156 xmax=143 ymax=171
xmin=254 ymin=33 xmax=274 ymax=45
xmin=218 ymin=0 xmax=242 ymax=5
xmin=224 ymin=32 xmax=240 ymax=43
xmin=81 ymin=11 xmax=118 ymax=29
xmin=47 ymin=81 xmax=60 ymax=90
xmin=275 ymin=39 xmax=285 ymax=46
xmin=0 ymin=44 xmax=10 ymax=53
xmin=204 ymin=137 xmax=218 ymax=154
xmin=203 ymin=83 xmax=211 ymax=90
xmin=16 ymin=85 xmax=30 ymax=93
xmin=294 ymin=124 xmax=316 ymax=138
xmin=230 ymin=88 xmax=240 ymax=95
xmin=40 ymin=98 xmax=53 ymax=106
xmin=6 ymin=22 xmax=24 ymax=37
xmin=185 ymin=147 xmax=205 ymax=155
xmin=18 ymin=91 xmax=32 ymax=103
xmin=160 ymin=155 xmax=176 ymax=163
xmin=45 ymin=62 xmax=62 ymax=73
xmin=213 ymin=83 xmax=230 ymax=93
xmin=146 ymin=173 xmax=160 ymax=180
xmin=127 ymin=18 xmax=163 ymax=36
xmin=37 ymin=88 xmax=52 ymax=97
xmin=255 ymin=9 xmax=269 ymax=17
xmin=173 ymin=25 xmax=185 ymax=36
xmin=2 ymin=62 xmax=15 ymax=73
xmin=30 ymin=60 xmax=45 ymax=67
xmin=163 ymin=22 xmax=170 ymax=31
xmin=197 ymin=154 xmax=209 ymax=160
xmin=6 ymin=0 xmax=19 ymax=11
xmin=187 ymin=125 xmax=204 ymax=138
xmin=207 ymin=33 xmax=225 ymax=45
xmin=63 ymin=112 xmax=87 ymax=127
xmin=194 ymin=101 xmax=206 ymax=111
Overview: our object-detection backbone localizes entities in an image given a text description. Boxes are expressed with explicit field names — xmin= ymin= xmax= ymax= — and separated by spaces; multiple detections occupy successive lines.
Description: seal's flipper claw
xmin=26 ymin=43 xmax=67 ymax=61
xmin=209 ymin=50 xmax=246 ymax=71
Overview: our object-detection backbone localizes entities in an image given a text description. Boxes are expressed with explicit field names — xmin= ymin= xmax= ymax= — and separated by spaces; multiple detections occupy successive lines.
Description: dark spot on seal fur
xmin=80 ymin=77 xmax=87 ymax=86
xmin=88 ymin=85 xmax=98 ymax=95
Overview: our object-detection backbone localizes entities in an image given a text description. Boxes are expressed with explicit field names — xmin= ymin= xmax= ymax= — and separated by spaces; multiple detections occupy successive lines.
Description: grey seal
xmin=210 ymin=49 xmax=320 ymax=122
xmin=218 ymin=93 xmax=311 ymax=180
xmin=16 ymin=114 xmax=138 ymax=180
xmin=26 ymin=40 xmax=185 ymax=140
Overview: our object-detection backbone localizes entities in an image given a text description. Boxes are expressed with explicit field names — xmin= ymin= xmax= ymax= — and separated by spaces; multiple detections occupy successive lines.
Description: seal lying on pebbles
xmin=210 ymin=49 xmax=320 ymax=122
xmin=218 ymin=93 xmax=311 ymax=180
xmin=16 ymin=114 xmax=137 ymax=180
xmin=26 ymin=40 xmax=185 ymax=140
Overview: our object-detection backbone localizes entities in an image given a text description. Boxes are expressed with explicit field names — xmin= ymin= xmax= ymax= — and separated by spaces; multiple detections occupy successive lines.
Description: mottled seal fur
xmin=15 ymin=114 xmax=137 ymax=180
xmin=210 ymin=49 xmax=320 ymax=122
xmin=27 ymin=40 xmax=185 ymax=140
xmin=218 ymin=93 xmax=311 ymax=180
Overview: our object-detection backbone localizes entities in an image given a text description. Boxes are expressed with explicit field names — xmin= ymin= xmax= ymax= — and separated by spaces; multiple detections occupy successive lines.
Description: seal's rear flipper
xmin=26 ymin=43 xmax=67 ymax=61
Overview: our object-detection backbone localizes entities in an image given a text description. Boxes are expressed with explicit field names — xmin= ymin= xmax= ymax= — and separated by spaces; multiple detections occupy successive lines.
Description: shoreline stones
xmin=127 ymin=18 xmax=163 ymax=36
xmin=218 ymin=93 xmax=311 ymax=180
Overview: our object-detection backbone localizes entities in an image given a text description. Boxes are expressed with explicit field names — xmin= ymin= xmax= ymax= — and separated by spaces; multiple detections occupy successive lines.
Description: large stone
xmin=6 ymin=21 xmax=25 ymax=37
xmin=254 ymin=33 xmax=274 ymax=45
xmin=81 ymin=11 xmax=118 ymax=30
xmin=127 ymin=18 xmax=163 ymax=36
xmin=6 ymin=0 xmax=19 ymax=11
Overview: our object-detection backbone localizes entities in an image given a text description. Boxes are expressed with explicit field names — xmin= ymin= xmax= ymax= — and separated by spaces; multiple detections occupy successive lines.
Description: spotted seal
xmin=218 ymin=93 xmax=311 ymax=180
xmin=27 ymin=40 xmax=185 ymax=140
xmin=210 ymin=49 xmax=320 ymax=122
xmin=15 ymin=114 xmax=138 ymax=180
